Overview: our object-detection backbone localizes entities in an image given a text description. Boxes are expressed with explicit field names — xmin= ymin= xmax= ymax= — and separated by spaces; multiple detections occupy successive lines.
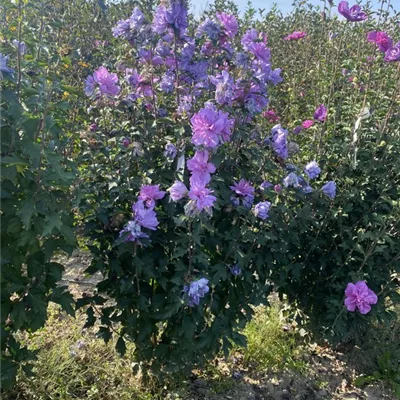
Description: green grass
xmin=242 ymin=303 xmax=307 ymax=373
xmin=5 ymin=306 xmax=151 ymax=400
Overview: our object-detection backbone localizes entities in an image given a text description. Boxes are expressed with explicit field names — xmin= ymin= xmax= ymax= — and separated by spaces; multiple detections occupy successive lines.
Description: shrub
xmin=75 ymin=0 xmax=400 ymax=381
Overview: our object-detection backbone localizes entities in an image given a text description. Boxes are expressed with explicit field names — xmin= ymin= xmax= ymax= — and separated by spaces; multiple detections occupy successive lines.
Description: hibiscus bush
xmin=75 ymin=0 xmax=400 ymax=380
xmin=1 ymin=0 xmax=400 ymax=389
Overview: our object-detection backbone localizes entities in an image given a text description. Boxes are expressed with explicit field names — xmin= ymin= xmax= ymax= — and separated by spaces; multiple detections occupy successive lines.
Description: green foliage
xmin=1 ymin=0 xmax=400 ymax=390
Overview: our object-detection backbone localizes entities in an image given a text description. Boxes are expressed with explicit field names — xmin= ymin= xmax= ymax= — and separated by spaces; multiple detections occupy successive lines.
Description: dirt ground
xmin=57 ymin=250 xmax=398 ymax=400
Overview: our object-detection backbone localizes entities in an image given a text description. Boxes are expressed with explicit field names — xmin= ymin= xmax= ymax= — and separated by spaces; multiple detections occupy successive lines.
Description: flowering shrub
xmin=1 ymin=0 xmax=400 ymax=389
xmin=74 ymin=0 xmax=400 ymax=380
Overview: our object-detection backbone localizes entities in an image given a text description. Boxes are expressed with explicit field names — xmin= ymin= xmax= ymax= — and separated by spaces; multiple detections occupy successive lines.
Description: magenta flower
xmin=367 ymin=31 xmax=393 ymax=53
xmin=314 ymin=104 xmax=327 ymax=122
xmin=139 ymin=184 xmax=166 ymax=208
xmin=93 ymin=66 xmax=120 ymax=96
xmin=274 ymin=184 xmax=282 ymax=193
xmin=230 ymin=179 xmax=255 ymax=197
xmin=384 ymin=42 xmax=400 ymax=62
xmin=187 ymin=150 xmax=216 ymax=185
xmin=89 ymin=123 xmax=97 ymax=132
xmin=216 ymin=12 xmax=238 ymax=38
xmin=263 ymin=109 xmax=280 ymax=123
xmin=284 ymin=31 xmax=307 ymax=41
xmin=188 ymin=179 xmax=217 ymax=211
xmin=338 ymin=1 xmax=368 ymax=22
xmin=168 ymin=181 xmax=188 ymax=201
xmin=191 ymin=103 xmax=234 ymax=148
xmin=302 ymin=120 xmax=314 ymax=129
xmin=344 ymin=281 xmax=378 ymax=314
xmin=122 ymin=138 xmax=130 ymax=147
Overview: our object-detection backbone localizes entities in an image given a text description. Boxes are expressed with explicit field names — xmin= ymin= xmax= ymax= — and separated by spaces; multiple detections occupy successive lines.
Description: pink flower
xmin=263 ymin=109 xmax=280 ymax=123
xmin=191 ymin=103 xmax=234 ymax=148
xmin=302 ymin=120 xmax=314 ymax=129
xmin=187 ymin=150 xmax=216 ymax=185
xmin=274 ymin=184 xmax=282 ymax=193
xmin=367 ymin=31 xmax=393 ymax=53
xmin=284 ymin=31 xmax=307 ymax=41
xmin=188 ymin=179 xmax=217 ymax=211
xmin=344 ymin=281 xmax=378 ymax=314
xmin=168 ymin=181 xmax=188 ymax=201
xmin=93 ymin=66 xmax=120 ymax=96
xmin=229 ymin=179 xmax=255 ymax=197
xmin=139 ymin=184 xmax=166 ymax=208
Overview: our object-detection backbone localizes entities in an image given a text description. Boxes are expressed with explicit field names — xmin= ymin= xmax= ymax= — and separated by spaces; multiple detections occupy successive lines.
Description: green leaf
xmin=116 ymin=336 xmax=126 ymax=356
xmin=97 ymin=327 xmax=112 ymax=343
xmin=0 ymin=359 xmax=18 ymax=390
xmin=42 ymin=214 xmax=62 ymax=236
xmin=16 ymin=198 xmax=37 ymax=230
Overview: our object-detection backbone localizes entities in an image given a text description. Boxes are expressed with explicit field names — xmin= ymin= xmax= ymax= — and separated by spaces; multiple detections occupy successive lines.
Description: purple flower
xmin=120 ymin=220 xmax=149 ymax=242
xmin=160 ymin=71 xmax=175 ymax=93
xmin=12 ymin=40 xmax=27 ymax=55
xmin=283 ymin=172 xmax=300 ymax=188
xmin=274 ymin=184 xmax=282 ymax=193
xmin=344 ymin=281 xmax=378 ymax=314
xmin=132 ymin=200 xmax=159 ymax=230
xmin=184 ymin=278 xmax=209 ymax=307
xmin=125 ymin=68 xmax=140 ymax=88
xmin=253 ymin=201 xmax=271 ymax=220
xmin=191 ymin=103 xmax=234 ymax=148
xmin=284 ymin=31 xmax=307 ymax=41
xmin=304 ymin=161 xmax=321 ymax=179
xmin=89 ymin=123 xmax=97 ymax=132
xmin=139 ymin=184 xmax=166 ymax=208
xmin=112 ymin=19 xmax=131 ymax=39
xmin=93 ymin=66 xmax=120 ymax=96
xmin=367 ymin=31 xmax=393 ymax=53
xmin=152 ymin=1 xmax=188 ymax=37
xmin=0 ymin=53 xmax=14 ymax=76
xmin=196 ymin=18 xmax=221 ymax=40
xmin=187 ymin=150 xmax=216 ymax=186
xmin=302 ymin=120 xmax=314 ymax=129
xmin=241 ymin=29 xmax=260 ymax=51
xmin=122 ymin=138 xmax=130 ymax=147
xmin=271 ymin=124 xmax=289 ymax=159
xmin=338 ymin=1 xmax=368 ymax=22
xmin=129 ymin=7 xmax=146 ymax=30
xmin=84 ymin=75 xmax=95 ymax=96
xmin=164 ymin=143 xmax=177 ymax=160
xmin=120 ymin=200 xmax=160 ymax=243
xmin=229 ymin=264 xmax=242 ymax=276
xmin=210 ymin=71 xmax=235 ymax=105
xmin=188 ymin=179 xmax=217 ymax=211
xmin=230 ymin=179 xmax=255 ymax=198
xmin=268 ymin=68 xmax=283 ymax=85
xmin=384 ymin=42 xmax=400 ymax=62
xmin=216 ymin=12 xmax=238 ymax=38
xmin=248 ymin=42 xmax=270 ymax=63
xmin=321 ymin=181 xmax=336 ymax=199
xmin=293 ymin=126 xmax=303 ymax=135
xmin=314 ymin=104 xmax=327 ymax=122
xmin=260 ymin=181 xmax=273 ymax=190
xmin=168 ymin=181 xmax=188 ymax=201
